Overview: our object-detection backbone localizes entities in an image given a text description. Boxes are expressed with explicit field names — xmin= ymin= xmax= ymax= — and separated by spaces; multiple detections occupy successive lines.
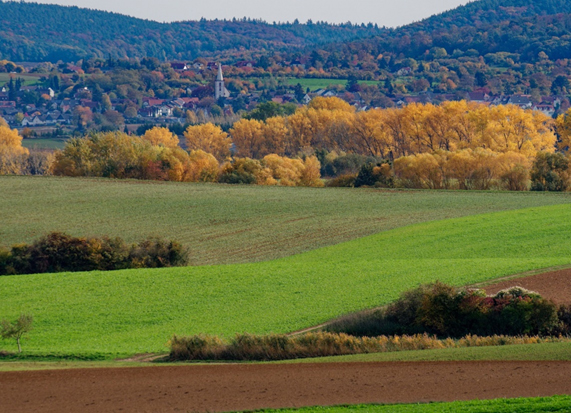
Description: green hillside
xmin=3 ymin=177 xmax=571 ymax=265
xmin=0 ymin=2 xmax=384 ymax=61
xmin=2 ymin=204 xmax=571 ymax=356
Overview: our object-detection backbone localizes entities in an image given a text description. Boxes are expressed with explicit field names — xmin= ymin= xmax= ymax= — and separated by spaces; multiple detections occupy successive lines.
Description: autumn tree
xmin=142 ymin=126 xmax=179 ymax=148
xmin=350 ymin=109 xmax=392 ymax=157
xmin=230 ymin=118 xmax=265 ymax=158
xmin=184 ymin=123 xmax=231 ymax=161
xmin=0 ymin=125 xmax=29 ymax=175
xmin=187 ymin=150 xmax=219 ymax=182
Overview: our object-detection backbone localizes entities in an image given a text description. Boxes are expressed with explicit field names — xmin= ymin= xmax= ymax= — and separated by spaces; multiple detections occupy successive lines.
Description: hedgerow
xmin=0 ymin=232 xmax=188 ymax=275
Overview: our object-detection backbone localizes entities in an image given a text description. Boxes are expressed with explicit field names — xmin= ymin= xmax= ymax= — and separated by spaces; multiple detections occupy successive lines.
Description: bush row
xmin=0 ymin=232 xmax=188 ymax=275
xmin=49 ymin=131 xmax=325 ymax=187
xmin=327 ymin=151 xmax=571 ymax=191
xmin=169 ymin=331 xmax=568 ymax=361
xmin=327 ymin=283 xmax=571 ymax=338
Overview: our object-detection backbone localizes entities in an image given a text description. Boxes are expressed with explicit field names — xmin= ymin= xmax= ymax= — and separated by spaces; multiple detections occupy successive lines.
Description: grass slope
xmin=243 ymin=396 xmax=571 ymax=413
xmin=3 ymin=176 xmax=571 ymax=265
xmin=2 ymin=204 xmax=571 ymax=356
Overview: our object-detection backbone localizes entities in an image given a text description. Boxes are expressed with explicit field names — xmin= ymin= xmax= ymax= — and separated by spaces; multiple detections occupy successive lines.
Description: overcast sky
xmin=23 ymin=0 xmax=472 ymax=26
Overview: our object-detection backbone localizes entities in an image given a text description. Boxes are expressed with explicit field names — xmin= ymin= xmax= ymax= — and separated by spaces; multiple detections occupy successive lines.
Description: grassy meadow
xmin=2 ymin=203 xmax=571 ymax=356
xmin=243 ymin=396 xmax=571 ymax=413
xmin=3 ymin=176 xmax=571 ymax=265
xmin=286 ymin=77 xmax=379 ymax=90
xmin=21 ymin=137 xmax=68 ymax=150
xmin=0 ymin=72 xmax=41 ymax=86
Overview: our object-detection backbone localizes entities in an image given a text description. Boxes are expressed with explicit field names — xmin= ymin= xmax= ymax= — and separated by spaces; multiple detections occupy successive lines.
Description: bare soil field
xmin=483 ymin=268 xmax=571 ymax=303
xmin=2 ymin=361 xmax=571 ymax=413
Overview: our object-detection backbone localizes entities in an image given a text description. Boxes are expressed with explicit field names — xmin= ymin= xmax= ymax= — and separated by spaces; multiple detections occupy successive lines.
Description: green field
xmin=21 ymin=137 xmax=68 ymax=150
xmin=242 ymin=396 xmax=571 ymax=413
xmin=4 ymin=176 xmax=571 ymax=266
xmin=286 ymin=77 xmax=379 ymax=90
xmin=0 ymin=72 xmax=42 ymax=86
xmin=284 ymin=342 xmax=571 ymax=364
xmin=2 ymin=203 xmax=571 ymax=356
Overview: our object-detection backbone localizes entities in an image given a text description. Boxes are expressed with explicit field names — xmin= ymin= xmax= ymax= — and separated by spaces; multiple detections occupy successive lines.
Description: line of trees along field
xmin=3 ymin=97 xmax=571 ymax=190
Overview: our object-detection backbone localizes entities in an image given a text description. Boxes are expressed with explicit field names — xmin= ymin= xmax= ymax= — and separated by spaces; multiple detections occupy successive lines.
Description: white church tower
xmin=215 ymin=63 xmax=230 ymax=100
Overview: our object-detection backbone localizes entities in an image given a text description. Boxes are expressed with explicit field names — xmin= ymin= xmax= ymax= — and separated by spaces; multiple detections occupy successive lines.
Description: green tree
xmin=531 ymin=152 xmax=569 ymax=192
xmin=1 ymin=314 xmax=33 ymax=353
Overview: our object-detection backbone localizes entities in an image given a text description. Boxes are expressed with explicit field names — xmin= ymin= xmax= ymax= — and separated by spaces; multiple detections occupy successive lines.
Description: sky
xmin=22 ymin=0 xmax=473 ymax=26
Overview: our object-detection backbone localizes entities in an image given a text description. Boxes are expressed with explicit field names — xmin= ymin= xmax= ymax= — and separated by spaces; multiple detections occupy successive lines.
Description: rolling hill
xmin=2 ymin=203 xmax=571 ymax=356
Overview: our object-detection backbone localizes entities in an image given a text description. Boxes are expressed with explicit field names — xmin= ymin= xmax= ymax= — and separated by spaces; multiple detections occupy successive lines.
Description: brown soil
xmin=482 ymin=268 xmax=571 ymax=304
xmin=2 ymin=361 xmax=571 ymax=413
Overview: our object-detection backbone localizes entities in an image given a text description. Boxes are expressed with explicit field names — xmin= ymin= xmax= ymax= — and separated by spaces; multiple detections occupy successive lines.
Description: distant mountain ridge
xmin=0 ymin=1 xmax=384 ymax=62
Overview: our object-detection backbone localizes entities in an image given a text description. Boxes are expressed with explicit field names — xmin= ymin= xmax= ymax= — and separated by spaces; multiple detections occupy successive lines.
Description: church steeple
xmin=214 ymin=63 xmax=230 ymax=100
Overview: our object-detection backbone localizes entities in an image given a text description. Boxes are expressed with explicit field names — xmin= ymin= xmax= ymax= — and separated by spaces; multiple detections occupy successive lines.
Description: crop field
xmin=0 ymin=72 xmax=42 ymax=86
xmin=247 ymin=396 xmax=571 ymax=413
xmin=3 ymin=176 xmax=571 ymax=266
xmin=286 ymin=77 xmax=379 ymax=90
xmin=2 ymin=204 xmax=571 ymax=356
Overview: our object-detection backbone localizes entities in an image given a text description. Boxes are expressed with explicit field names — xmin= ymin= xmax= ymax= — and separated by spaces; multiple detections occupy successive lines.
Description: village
xmin=0 ymin=59 xmax=566 ymax=134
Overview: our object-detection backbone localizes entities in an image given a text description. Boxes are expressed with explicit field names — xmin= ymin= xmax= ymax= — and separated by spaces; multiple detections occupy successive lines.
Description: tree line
xmin=3 ymin=97 xmax=571 ymax=191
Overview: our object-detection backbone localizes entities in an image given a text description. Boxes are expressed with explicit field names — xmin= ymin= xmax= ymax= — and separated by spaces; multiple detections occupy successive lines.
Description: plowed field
xmin=2 ymin=361 xmax=571 ymax=413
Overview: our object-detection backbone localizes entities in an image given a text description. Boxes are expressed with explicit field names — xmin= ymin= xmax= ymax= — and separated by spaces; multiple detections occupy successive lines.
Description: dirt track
xmin=483 ymin=268 xmax=571 ymax=303
xmin=2 ymin=361 xmax=571 ymax=413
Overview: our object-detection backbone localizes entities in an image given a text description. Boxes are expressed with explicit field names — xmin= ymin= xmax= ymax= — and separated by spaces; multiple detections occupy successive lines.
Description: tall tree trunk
xmin=17 ymin=337 xmax=21 ymax=353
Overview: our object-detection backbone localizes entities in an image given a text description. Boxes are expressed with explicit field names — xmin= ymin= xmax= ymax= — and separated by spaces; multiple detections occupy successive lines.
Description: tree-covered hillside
xmin=316 ymin=0 xmax=571 ymax=65
xmin=0 ymin=1 xmax=384 ymax=62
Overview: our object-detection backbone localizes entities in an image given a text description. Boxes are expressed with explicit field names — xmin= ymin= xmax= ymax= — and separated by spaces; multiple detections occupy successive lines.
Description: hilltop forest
xmin=0 ymin=1 xmax=384 ymax=62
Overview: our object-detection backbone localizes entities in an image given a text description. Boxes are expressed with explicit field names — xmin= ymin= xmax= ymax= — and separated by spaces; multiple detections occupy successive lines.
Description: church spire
xmin=215 ymin=63 xmax=229 ymax=99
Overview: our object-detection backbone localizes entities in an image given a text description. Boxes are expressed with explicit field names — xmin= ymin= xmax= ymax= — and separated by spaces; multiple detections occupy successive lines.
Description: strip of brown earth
xmin=482 ymin=268 xmax=571 ymax=304
xmin=2 ymin=361 xmax=571 ymax=413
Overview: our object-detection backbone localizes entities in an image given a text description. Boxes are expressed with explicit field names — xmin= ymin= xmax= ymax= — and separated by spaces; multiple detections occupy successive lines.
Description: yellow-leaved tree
xmin=230 ymin=118 xmax=265 ymax=158
xmin=556 ymin=108 xmax=571 ymax=150
xmin=142 ymin=127 xmax=179 ymax=148
xmin=184 ymin=123 xmax=231 ymax=161
xmin=188 ymin=150 xmax=220 ymax=182
xmin=0 ymin=125 xmax=29 ymax=174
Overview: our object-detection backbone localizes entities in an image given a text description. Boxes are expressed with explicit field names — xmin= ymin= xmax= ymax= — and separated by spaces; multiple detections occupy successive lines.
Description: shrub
xmin=169 ymin=331 xmax=570 ymax=362
xmin=219 ymin=158 xmax=262 ymax=184
xmin=0 ymin=232 xmax=188 ymax=276
xmin=325 ymin=174 xmax=356 ymax=187
xmin=354 ymin=161 xmax=393 ymax=188
xmin=327 ymin=283 xmax=562 ymax=338
xmin=531 ymin=151 xmax=570 ymax=191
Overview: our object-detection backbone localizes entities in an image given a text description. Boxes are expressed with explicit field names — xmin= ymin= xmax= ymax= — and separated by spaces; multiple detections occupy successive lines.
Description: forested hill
xmin=316 ymin=0 xmax=571 ymax=65
xmin=0 ymin=1 xmax=384 ymax=62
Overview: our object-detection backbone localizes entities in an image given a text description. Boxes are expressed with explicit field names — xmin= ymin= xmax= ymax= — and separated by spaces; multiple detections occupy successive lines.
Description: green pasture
xmin=21 ymin=137 xmax=68 ymax=150
xmin=2 ymin=204 xmax=571 ymax=356
xmin=285 ymin=342 xmax=571 ymax=363
xmin=3 ymin=176 xmax=571 ymax=266
xmin=0 ymin=73 xmax=41 ymax=86
xmin=286 ymin=77 xmax=378 ymax=90
xmin=245 ymin=396 xmax=571 ymax=413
